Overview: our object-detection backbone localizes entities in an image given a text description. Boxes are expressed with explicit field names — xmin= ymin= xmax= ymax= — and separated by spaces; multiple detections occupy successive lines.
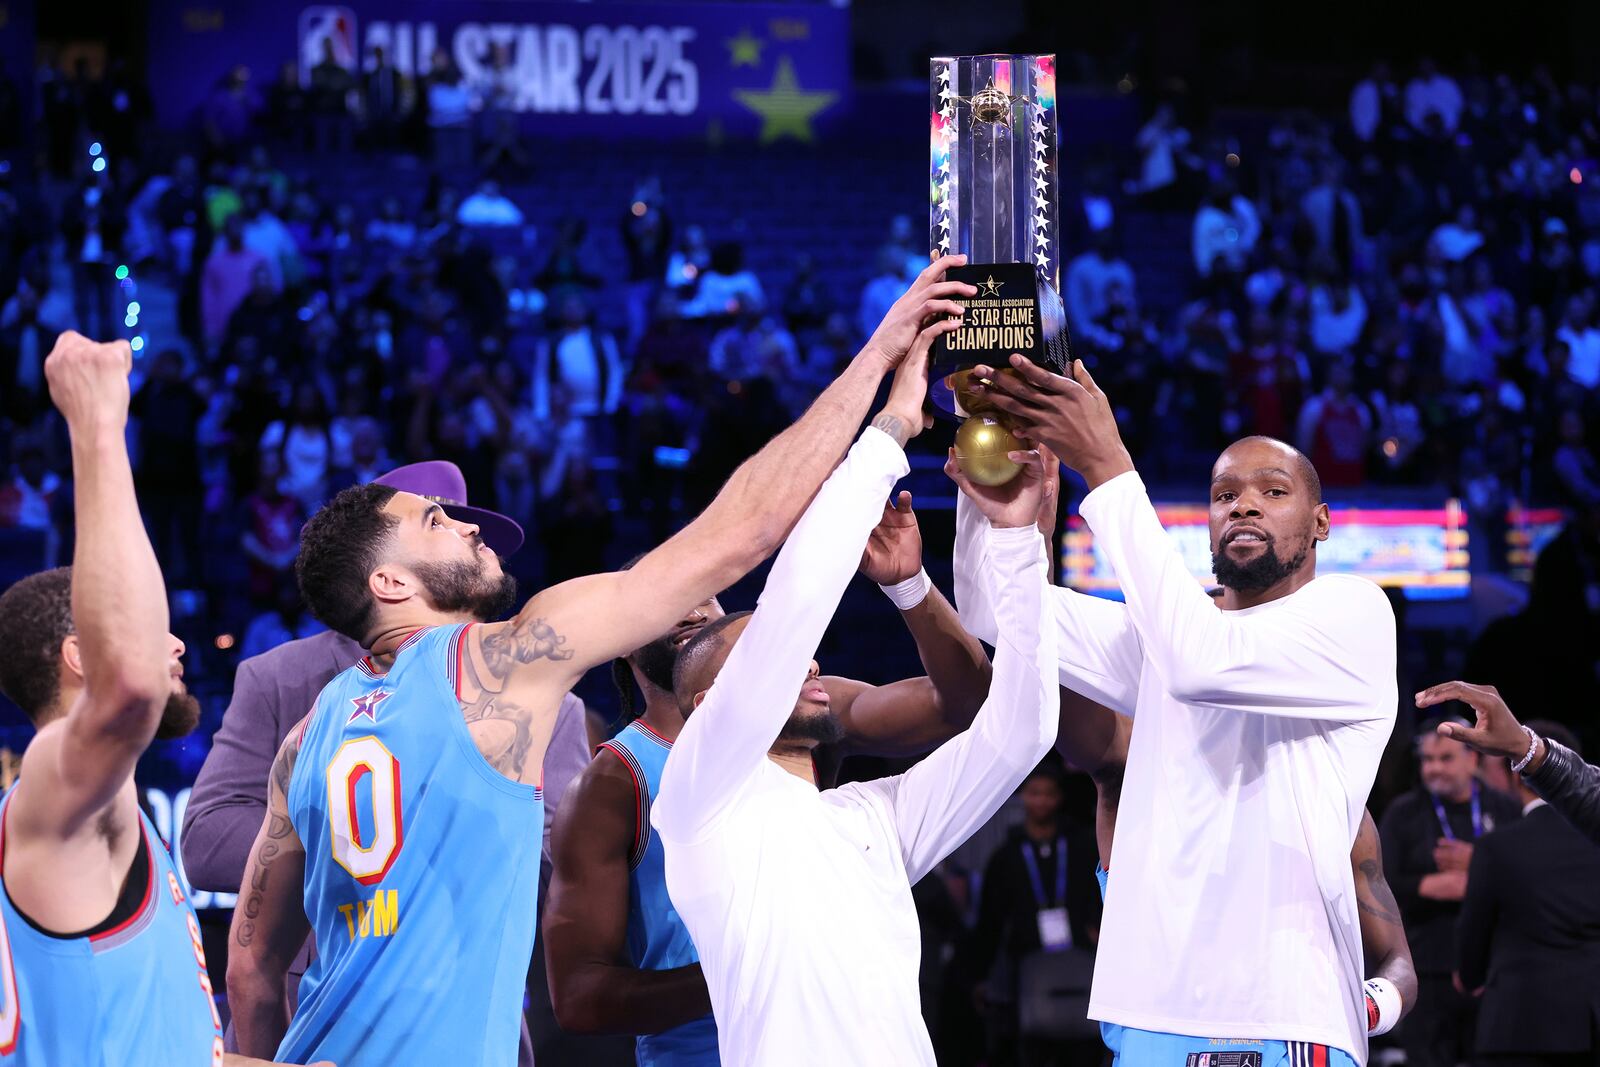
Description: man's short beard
xmin=154 ymin=689 xmax=202 ymax=740
xmin=777 ymin=707 xmax=843 ymax=746
xmin=411 ymin=557 xmax=519 ymax=621
xmin=630 ymin=636 xmax=678 ymax=694
xmin=1211 ymin=538 xmax=1311 ymax=594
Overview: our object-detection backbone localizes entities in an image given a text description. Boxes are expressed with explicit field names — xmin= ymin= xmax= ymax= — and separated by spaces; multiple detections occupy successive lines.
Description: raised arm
xmin=543 ymin=754 xmax=711 ymax=1035
xmin=972 ymin=357 xmax=1395 ymax=719
xmin=1078 ymin=470 xmax=1395 ymax=717
xmin=227 ymin=728 xmax=312 ymax=1059
xmin=829 ymin=491 xmax=992 ymax=757
xmin=1352 ymin=810 xmax=1417 ymax=1031
xmin=870 ymin=509 xmax=1060 ymax=884
xmin=949 ymin=457 xmax=1143 ymax=716
xmin=490 ymin=259 xmax=973 ymax=687
xmin=653 ymin=424 xmax=913 ymax=841
xmin=10 ymin=333 xmax=171 ymax=841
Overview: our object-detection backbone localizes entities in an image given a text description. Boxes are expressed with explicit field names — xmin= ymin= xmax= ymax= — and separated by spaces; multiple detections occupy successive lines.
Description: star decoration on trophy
xmin=926 ymin=52 xmax=1073 ymax=470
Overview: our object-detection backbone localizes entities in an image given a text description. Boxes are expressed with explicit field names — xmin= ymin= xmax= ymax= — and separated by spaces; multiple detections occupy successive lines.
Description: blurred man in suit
xmin=1457 ymin=720 xmax=1600 ymax=1067
xmin=1380 ymin=716 xmax=1522 ymax=1067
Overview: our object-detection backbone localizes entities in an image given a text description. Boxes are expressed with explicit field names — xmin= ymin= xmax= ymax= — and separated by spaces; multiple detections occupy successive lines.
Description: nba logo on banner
xmin=299 ymin=6 xmax=359 ymax=86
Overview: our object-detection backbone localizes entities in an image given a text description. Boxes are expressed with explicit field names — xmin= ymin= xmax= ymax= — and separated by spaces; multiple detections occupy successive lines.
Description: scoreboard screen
xmin=1063 ymin=501 xmax=1470 ymax=600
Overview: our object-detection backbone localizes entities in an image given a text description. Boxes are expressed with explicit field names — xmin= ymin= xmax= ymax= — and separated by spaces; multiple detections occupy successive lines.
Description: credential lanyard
xmin=1021 ymin=837 xmax=1068 ymax=908
xmin=1433 ymin=780 xmax=1483 ymax=841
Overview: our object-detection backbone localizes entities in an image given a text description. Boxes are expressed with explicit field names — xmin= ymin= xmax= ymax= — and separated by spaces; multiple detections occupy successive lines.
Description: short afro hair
xmin=0 ymin=567 xmax=75 ymax=724
xmin=1227 ymin=435 xmax=1323 ymax=505
xmin=295 ymin=483 xmax=400 ymax=643
xmin=671 ymin=611 xmax=753 ymax=714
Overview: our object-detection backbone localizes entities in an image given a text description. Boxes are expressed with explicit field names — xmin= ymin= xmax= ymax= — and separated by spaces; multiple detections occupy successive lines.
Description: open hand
xmin=863 ymin=254 xmax=975 ymax=371
xmin=861 ymin=491 xmax=923 ymax=585
xmin=44 ymin=330 xmax=133 ymax=432
xmin=966 ymin=356 xmax=1134 ymax=490
xmin=945 ymin=443 xmax=1048 ymax=530
xmin=1417 ymin=681 xmax=1531 ymax=763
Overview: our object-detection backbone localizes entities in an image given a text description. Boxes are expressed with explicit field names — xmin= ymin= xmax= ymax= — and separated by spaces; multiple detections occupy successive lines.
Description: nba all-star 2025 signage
xmin=147 ymin=1 xmax=848 ymax=140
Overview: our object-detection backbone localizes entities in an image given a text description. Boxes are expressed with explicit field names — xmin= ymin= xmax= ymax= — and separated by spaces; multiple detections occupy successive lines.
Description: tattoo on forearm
xmin=237 ymin=740 xmax=301 ymax=949
xmin=270 ymin=740 xmax=298 ymax=802
xmin=871 ymin=412 xmax=910 ymax=448
xmin=1357 ymin=858 xmax=1405 ymax=926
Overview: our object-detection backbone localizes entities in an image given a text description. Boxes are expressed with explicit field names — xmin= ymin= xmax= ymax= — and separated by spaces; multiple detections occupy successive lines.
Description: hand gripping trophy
xmin=929 ymin=54 xmax=1072 ymax=485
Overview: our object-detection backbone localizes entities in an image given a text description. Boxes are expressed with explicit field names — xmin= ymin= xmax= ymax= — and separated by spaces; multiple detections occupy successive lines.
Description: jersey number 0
xmin=327 ymin=736 xmax=404 ymax=885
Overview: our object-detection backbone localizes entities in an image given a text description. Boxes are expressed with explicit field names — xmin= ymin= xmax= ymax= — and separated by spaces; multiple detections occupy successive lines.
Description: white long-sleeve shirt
xmin=654 ymin=427 xmax=1058 ymax=1067
xmin=954 ymin=472 xmax=1396 ymax=1063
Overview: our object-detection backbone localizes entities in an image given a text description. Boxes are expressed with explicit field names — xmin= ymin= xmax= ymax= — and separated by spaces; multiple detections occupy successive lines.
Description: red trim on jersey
xmin=0 ymin=921 xmax=17 ymax=1062
xmin=347 ymin=764 xmax=373 ymax=849
xmin=1313 ymin=1045 xmax=1327 ymax=1067
xmin=88 ymin=823 xmax=156 ymax=944
xmin=455 ymin=623 xmax=475 ymax=700
xmin=596 ymin=742 xmax=646 ymax=863
xmin=0 ymin=799 xmax=15 ymax=1055
xmin=396 ymin=627 xmax=431 ymax=652
xmin=632 ymin=720 xmax=674 ymax=748
xmin=354 ymin=755 xmax=405 ymax=887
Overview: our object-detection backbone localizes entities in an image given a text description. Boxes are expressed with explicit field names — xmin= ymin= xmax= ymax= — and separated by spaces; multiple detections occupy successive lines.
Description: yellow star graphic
xmin=978 ymin=275 xmax=1003 ymax=296
xmin=726 ymin=28 xmax=764 ymax=68
xmin=734 ymin=56 xmax=839 ymax=144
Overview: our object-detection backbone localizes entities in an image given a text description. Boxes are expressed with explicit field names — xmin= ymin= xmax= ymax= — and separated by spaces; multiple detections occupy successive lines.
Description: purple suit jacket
xmin=183 ymin=627 xmax=591 ymax=1065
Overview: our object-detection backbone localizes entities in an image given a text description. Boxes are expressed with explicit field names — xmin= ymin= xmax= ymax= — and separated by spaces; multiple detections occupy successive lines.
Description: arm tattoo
xmin=871 ymin=412 xmax=910 ymax=448
xmin=480 ymin=615 xmax=574 ymax=678
xmin=270 ymin=734 xmax=300 ymax=803
xmin=236 ymin=740 xmax=300 ymax=949
xmin=1357 ymin=858 xmax=1405 ymax=927
xmin=458 ymin=621 xmax=560 ymax=780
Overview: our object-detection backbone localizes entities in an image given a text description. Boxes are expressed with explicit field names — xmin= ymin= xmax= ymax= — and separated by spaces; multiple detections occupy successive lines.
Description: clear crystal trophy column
xmin=930 ymin=54 xmax=1071 ymax=483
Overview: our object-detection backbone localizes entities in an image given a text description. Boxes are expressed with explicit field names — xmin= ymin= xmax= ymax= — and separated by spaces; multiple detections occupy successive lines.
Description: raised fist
xmin=44 ymin=330 xmax=134 ymax=431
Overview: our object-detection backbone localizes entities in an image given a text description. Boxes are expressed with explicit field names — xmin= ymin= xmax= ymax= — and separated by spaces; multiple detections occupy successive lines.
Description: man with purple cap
xmin=183 ymin=459 xmax=590 ymax=1065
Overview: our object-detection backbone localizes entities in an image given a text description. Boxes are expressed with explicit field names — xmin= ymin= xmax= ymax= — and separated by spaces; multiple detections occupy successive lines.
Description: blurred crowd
xmin=0 ymin=55 xmax=1595 ymax=714
xmin=4 ymin=50 xmax=1600 ymax=1067
xmin=1070 ymin=59 xmax=1600 ymax=517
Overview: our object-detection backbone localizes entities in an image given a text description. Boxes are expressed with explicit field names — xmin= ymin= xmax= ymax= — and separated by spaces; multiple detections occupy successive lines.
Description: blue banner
xmin=148 ymin=1 xmax=849 ymax=141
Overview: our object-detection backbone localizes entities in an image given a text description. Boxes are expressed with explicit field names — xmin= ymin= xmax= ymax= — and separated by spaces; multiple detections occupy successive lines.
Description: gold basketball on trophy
xmin=954 ymin=413 xmax=1023 ymax=486
xmin=944 ymin=367 xmax=1022 ymax=417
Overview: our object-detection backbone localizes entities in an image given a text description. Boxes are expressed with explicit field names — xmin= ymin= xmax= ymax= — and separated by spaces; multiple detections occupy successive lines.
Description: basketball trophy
xmin=930 ymin=54 xmax=1071 ymax=485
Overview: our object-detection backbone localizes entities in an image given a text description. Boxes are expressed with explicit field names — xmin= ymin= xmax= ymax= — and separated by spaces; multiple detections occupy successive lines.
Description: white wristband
xmin=879 ymin=568 xmax=932 ymax=611
xmin=1364 ymin=977 xmax=1402 ymax=1036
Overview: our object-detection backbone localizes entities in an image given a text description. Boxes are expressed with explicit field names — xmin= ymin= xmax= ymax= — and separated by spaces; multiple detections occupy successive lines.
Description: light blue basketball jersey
xmin=599 ymin=720 xmax=718 ymax=1066
xmin=0 ymin=788 xmax=224 ymax=1065
xmin=1093 ymin=866 xmax=1359 ymax=1067
xmin=280 ymin=624 xmax=544 ymax=1067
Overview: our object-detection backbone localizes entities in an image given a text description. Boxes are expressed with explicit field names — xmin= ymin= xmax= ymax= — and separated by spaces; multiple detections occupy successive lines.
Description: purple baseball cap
xmin=374 ymin=461 xmax=524 ymax=557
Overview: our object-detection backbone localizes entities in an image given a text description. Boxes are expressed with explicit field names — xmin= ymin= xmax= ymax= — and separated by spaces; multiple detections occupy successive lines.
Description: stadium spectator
xmin=1064 ymin=230 xmax=1138 ymax=351
xmin=1380 ymin=719 xmax=1522 ymax=1067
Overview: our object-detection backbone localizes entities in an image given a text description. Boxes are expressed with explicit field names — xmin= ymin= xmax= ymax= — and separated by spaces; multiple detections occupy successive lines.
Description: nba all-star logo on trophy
xmin=944 ymin=275 xmax=1037 ymax=352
